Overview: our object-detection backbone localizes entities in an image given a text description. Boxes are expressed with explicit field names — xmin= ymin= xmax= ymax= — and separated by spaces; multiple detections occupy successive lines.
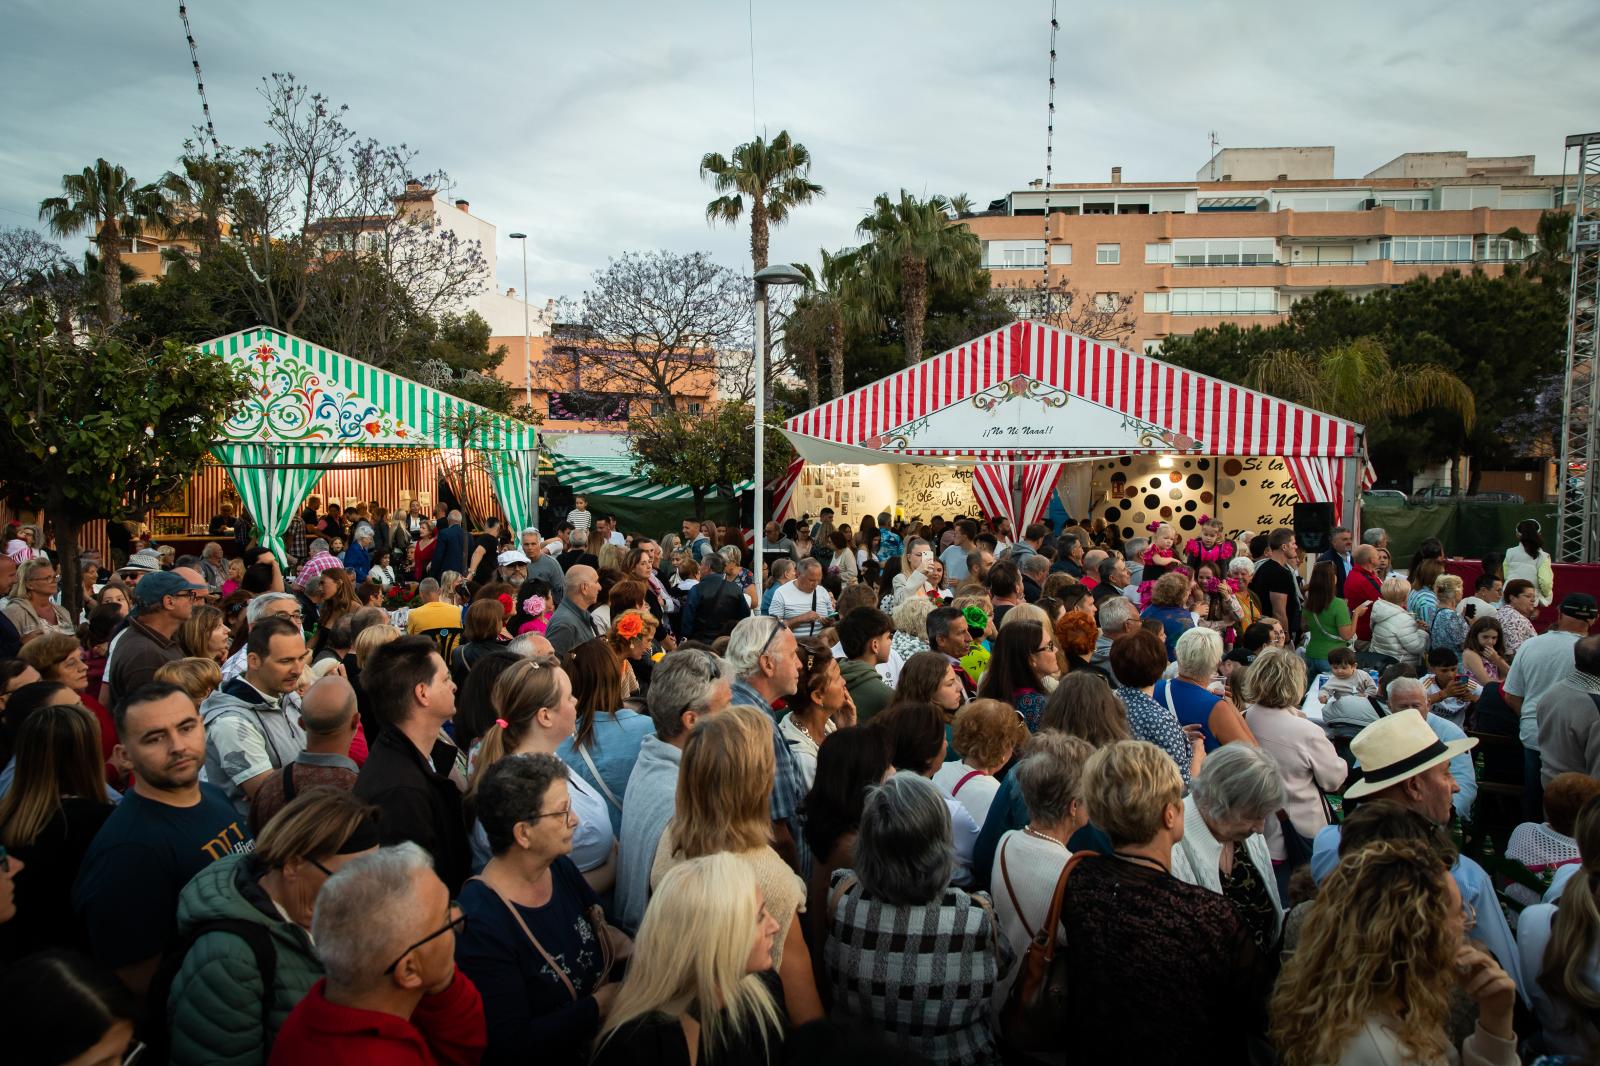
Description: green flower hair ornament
xmin=962 ymin=604 xmax=989 ymax=630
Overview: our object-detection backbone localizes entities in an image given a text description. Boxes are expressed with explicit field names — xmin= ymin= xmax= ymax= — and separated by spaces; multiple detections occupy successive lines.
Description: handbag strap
xmin=575 ymin=745 xmax=622 ymax=811
xmin=951 ymin=769 xmax=985 ymax=797
xmin=827 ymin=872 xmax=860 ymax=916
xmin=1035 ymin=851 xmax=1095 ymax=954
xmin=997 ymin=836 xmax=1034 ymax=939
xmin=468 ymin=875 xmax=580 ymax=1001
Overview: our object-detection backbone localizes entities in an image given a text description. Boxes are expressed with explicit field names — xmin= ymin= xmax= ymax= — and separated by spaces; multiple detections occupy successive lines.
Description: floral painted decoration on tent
xmin=230 ymin=341 xmax=411 ymax=443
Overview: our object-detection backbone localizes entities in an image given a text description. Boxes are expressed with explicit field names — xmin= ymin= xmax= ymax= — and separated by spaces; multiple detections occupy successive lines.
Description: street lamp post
xmin=509 ymin=232 xmax=537 ymax=531
xmin=751 ymin=264 xmax=809 ymax=604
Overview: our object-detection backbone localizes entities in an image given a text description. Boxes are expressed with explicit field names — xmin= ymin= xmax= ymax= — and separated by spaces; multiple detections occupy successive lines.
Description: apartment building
xmin=961 ymin=147 xmax=1569 ymax=352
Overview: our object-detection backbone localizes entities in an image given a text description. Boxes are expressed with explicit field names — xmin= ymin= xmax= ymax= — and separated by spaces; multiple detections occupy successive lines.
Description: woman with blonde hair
xmin=891 ymin=537 xmax=942 ymax=606
xmin=2 ymin=557 xmax=76 ymax=639
xmin=652 ymin=704 xmax=822 ymax=1025
xmin=1272 ymin=838 xmax=1518 ymax=1066
xmin=1369 ymin=574 xmax=1429 ymax=668
xmin=558 ymin=639 xmax=654 ymax=837
xmin=1153 ymin=626 xmax=1256 ymax=753
xmin=466 ymin=659 xmax=615 ymax=890
xmin=179 ymin=603 xmax=231 ymax=663
xmin=1518 ymin=793 xmax=1600 ymax=1057
xmin=1430 ymin=573 xmax=1469 ymax=655
xmin=605 ymin=606 xmax=657 ymax=700
xmin=1063 ymin=740 xmax=1270 ymax=1062
xmin=594 ymin=854 xmax=786 ymax=1065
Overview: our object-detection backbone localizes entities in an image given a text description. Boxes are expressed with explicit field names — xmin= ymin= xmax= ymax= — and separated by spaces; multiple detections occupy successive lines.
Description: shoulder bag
xmin=470 ymin=874 xmax=616 ymax=999
xmin=999 ymin=842 xmax=1096 ymax=1051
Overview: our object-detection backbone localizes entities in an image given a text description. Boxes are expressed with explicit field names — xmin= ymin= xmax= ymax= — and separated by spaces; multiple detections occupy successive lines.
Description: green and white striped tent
xmin=198 ymin=327 xmax=539 ymax=564
xmin=542 ymin=432 xmax=752 ymax=532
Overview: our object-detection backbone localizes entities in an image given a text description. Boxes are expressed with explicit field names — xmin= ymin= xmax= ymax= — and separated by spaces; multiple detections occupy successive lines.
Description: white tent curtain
xmin=211 ymin=443 xmax=342 ymax=566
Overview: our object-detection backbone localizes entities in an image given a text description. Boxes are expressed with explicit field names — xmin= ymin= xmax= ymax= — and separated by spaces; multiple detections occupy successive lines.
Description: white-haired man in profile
xmin=269 ymin=843 xmax=486 ymax=1063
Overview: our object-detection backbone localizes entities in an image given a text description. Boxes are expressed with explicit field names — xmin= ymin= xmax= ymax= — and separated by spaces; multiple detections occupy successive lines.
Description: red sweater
xmin=269 ymin=972 xmax=486 ymax=1066
xmin=1345 ymin=565 xmax=1382 ymax=642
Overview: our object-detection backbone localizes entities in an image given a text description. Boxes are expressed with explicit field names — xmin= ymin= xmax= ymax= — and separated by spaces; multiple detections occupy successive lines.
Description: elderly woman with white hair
xmin=1153 ymin=627 xmax=1257 ymax=753
xmin=1171 ymin=742 xmax=1287 ymax=954
xmin=1368 ymin=575 xmax=1429 ymax=668
xmin=824 ymin=773 xmax=1012 ymax=1065
xmin=889 ymin=595 xmax=937 ymax=664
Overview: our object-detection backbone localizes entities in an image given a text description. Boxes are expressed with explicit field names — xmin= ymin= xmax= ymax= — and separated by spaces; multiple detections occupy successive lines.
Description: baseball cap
xmin=497 ymin=550 xmax=531 ymax=567
xmin=132 ymin=570 xmax=208 ymax=607
xmin=1559 ymin=592 xmax=1599 ymax=620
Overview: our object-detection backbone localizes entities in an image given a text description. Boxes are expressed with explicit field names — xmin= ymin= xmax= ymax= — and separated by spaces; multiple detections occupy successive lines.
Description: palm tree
xmin=947 ymin=193 xmax=976 ymax=217
xmin=795 ymin=248 xmax=864 ymax=401
xmin=38 ymin=159 xmax=174 ymax=327
xmin=856 ymin=190 xmax=983 ymax=367
xmin=1248 ymin=336 xmax=1476 ymax=432
xmin=700 ymin=130 xmax=825 ymax=280
xmin=160 ymin=154 xmax=238 ymax=258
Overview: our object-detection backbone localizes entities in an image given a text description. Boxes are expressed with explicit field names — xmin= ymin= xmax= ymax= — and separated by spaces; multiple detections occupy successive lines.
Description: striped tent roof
xmin=199 ymin=327 xmax=537 ymax=452
xmin=544 ymin=432 xmax=753 ymax=501
xmin=782 ymin=320 xmax=1364 ymax=463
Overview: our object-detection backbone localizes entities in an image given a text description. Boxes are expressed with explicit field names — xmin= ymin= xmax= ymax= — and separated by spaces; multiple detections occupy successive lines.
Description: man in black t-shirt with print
xmin=1250 ymin=527 xmax=1304 ymax=645
xmin=73 ymin=682 xmax=254 ymax=999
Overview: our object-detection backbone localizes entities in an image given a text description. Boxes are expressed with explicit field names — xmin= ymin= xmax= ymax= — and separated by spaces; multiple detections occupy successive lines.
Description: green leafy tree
xmin=0 ymin=310 xmax=252 ymax=617
xmin=628 ymin=401 xmax=791 ymax=518
xmin=788 ymin=249 xmax=865 ymax=404
xmin=856 ymin=190 xmax=985 ymax=367
xmin=38 ymin=158 xmax=175 ymax=328
xmin=159 ymin=150 xmax=238 ymax=258
xmin=1249 ymin=335 xmax=1475 ymax=431
xmin=700 ymin=130 xmax=824 ymax=282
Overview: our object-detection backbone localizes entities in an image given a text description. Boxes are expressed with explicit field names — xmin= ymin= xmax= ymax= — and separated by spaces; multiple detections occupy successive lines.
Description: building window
xmin=1083 ymin=202 xmax=1115 ymax=215
xmin=1477 ymin=236 xmax=1533 ymax=262
xmin=1144 ymin=243 xmax=1172 ymax=264
xmin=1049 ymin=243 xmax=1072 ymax=265
xmin=1377 ymin=236 xmax=1472 ymax=263
xmin=983 ymin=239 xmax=1046 ymax=270
xmin=1164 ymin=287 xmax=1279 ymax=315
xmin=1143 ymin=292 xmax=1170 ymax=313
xmin=686 ymin=403 xmax=702 ymax=415
xmin=1377 ymin=195 xmax=1431 ymax=211
xmin=1172 ymin=238 xmax=1276 ymax=266
xmin=1095 ymin=244 xmax=1120 ymax=265
xmin=1093 ymin=292 xmax=1120 ymax=313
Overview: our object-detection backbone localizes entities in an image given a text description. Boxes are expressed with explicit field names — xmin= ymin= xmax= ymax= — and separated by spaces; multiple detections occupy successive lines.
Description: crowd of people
xmin=1 ymin=498 xmax=1598 ymax=1065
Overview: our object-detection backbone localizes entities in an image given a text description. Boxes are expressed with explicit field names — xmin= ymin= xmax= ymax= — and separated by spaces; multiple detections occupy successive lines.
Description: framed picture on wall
xmin=153 ymin=482 xmax=190 ymax=518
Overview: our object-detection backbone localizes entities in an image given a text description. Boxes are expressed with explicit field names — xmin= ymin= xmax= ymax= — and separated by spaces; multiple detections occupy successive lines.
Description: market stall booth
xmin=779 ymin=320 xmax=1372 ymax=540
xmin=191 ymin=327 xmax=539 ymax=564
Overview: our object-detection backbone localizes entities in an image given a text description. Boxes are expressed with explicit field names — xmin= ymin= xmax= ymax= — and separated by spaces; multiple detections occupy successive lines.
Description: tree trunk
xmin=99 ymin=218 xmax=123 ymax=329
xmin=692 ymin=488 xmax=706 ymax=520
xmin=828 ymin=309 xmax=845 ymax=399
xmin=48 ymin=489 xmax=83 ymax=624
xmin=902 ymin=256 xmax=928 ymax=368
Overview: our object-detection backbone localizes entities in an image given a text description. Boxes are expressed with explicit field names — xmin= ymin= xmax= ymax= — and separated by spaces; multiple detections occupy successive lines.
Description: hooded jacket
xmin=615 ymin=733 xmax=682 ymax=931
xmin=839 ymin=658 xmax=894 ymax=723
xmin=168 ymin=852 xmax=322 ymax=1066
xmin=1368 ymin=598 xmax=1428 ymax=665
xmin=202 ymin=679 xmax=308 ymax=817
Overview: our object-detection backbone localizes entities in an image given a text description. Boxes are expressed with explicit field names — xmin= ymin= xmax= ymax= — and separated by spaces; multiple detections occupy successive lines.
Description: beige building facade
xmin=962 ymin=147 xmax=1570 ymax=352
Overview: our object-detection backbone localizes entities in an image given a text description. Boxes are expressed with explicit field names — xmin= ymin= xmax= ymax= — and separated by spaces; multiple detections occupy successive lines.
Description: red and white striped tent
xmin=780 ymin=320 xmax=1372 ymax=529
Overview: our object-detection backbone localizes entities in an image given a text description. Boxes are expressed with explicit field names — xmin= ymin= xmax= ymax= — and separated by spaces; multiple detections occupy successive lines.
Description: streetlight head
xmin=755 ymin=263 xmax=808 ymax=287
xmin=508 ymin=232 xmax=527 ymax=240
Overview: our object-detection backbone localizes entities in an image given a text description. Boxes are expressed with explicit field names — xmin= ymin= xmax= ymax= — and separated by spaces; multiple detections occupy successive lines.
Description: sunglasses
xmin=382 ymin=902 xmax=468 ymax=975
xmin=756 ymin=617 xmax=784 ymax=660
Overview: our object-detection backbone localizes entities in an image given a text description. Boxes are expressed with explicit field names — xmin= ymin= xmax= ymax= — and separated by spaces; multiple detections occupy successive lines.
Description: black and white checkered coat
xmin=823 ymin=870 xmax=1013 ymax=1066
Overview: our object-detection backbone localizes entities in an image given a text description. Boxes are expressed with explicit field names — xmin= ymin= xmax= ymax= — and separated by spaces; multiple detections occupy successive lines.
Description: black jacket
xmin=684 ymin=574 xmax=751 ymax=641
xmin=353 ymin=727 xmax=471 ymax=893
xmin=1317 ymin=548 xmax=1351 ymax=597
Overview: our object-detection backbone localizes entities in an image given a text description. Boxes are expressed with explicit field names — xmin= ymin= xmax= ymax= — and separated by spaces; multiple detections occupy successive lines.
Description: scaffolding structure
xmin=1557 ymin=132 xmax=1600 ymax=563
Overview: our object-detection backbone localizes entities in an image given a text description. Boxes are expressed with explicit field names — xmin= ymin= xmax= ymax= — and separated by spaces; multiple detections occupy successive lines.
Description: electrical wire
xmin=1042 ymin=0 xmax=1058 ymax=289
xmin=178 ymin=2 xmax=221 ymax=154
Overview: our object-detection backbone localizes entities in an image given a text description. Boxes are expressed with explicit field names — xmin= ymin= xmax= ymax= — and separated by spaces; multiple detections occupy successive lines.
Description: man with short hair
xmin=466 ymin=516 xmax=501 ymax=586
xmin=428 ymin=511 xmax=467 ymax=580
xmin=1345 ymin=543 xmax=1384 ymax=644
xmin=987 ymin=560 xmax=1023 ymax=626
xmin=557 ymin=526 xmax=592 ymax=571
xmin=200 ymin=541 xmax=227 ymax=593
xmin=1095 ymin=554 xmax=1135 ymax=604
xmin=405 ymin=578 xmax=462 ymax=636
xmin=74 ymin=682 xmax=254 ymax=996
xmin=200 ymin=615 xmax=309 ymax=817
xmin=547 ymin=565 xmax=602 ymax=657
xmin=836 ymin=607 xmax=896 ymax=721
xmin=1309 ymin=712 xmax=1525 ymax=999
xmin=518 ymin=528 xmax=566 ymax=602
xmin=1361 ymin=526 xmax=1389 ymax=552
xmin=1080 ymin=548 xmax=1108 ymax=589
xmin=615 ymin=650 xmax=733 ymax=929
xmin=767 ymin=558 xmax=834 ymax=639
xmin=248 ymin=674 xmax=362 ymax=832
xmin=1317 ymin=525 xmax=1355 ymax=595
xmin=966 ymin=548 xmax=994 ymax=587
xmin=221 ymin=592 xmax=303 ymax=683
xmin=598 ymin=513 xmax=626 ymax=548
xmin=506 ymin=631 xmax=556 ymax=659
xmin=103 ymin=570 xmax=208 ymax=709
xmin=726 ymin=615 xmax=809 ymax=875
xmin=927 ymin=605 xmax=978 ymax=700
xmin=761 ymin=557 xmax=795 ymax=615
xmin=0 ymin=556 xmax=20 ymax=659
xmin=1537 ymin=632 xmax=1600 ymax=785
xmin=682 ymin=553 xmax=750 ymax=642
xmin=1005 ymin=522 xmax=1048 ymax=567
xmin=269 ymin=843 xmax=486 ymax=1063
xmin=295 ymin=538 xmax=343 ymax=590
xmin=1051 ymin=533 xmax=1086 ymax=577
xmin=940 ymin=520 xmax=978 ymax=583
xmin=1250 ymin=527 xmax=1303 ymax=644
xmin=1459 ymin=572 xmax=1504 ymax=624
xmin=1019 ymin=554 xmax=1050 ymax=604
xmin=495 ymin=549 xmax=529 ymax=586
xmin=1508 ymin=594 xmax=1599 ymax=799
xmin=354 ymin=637 xmax=470 ymax=893
xmin=877 ymin=512 xmax=903 ymax=563
xmin=1091 ymin=596 xmax=1141 ymax=685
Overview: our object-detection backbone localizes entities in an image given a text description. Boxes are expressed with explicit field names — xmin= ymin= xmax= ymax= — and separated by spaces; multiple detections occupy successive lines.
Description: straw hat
xmin=1343 ymin=712 xmax=1477 ymax=800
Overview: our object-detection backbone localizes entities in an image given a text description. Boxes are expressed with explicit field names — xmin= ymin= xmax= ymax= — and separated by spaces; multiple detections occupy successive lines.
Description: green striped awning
xmin=545 ymin=434 xmax=752 ymax=501
xmin=198 ymin=326 xmax=537 ymax=451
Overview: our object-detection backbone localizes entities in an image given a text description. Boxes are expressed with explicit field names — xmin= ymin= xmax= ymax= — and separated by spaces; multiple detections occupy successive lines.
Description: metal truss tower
xmin=1557 ymin=132 xmax=1600 ymax=563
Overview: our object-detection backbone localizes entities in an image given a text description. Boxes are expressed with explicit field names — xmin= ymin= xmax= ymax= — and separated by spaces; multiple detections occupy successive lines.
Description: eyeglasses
xmin=308 ymin=856 xmax=335 ymax=878
xmin=756 ymin=617 xmax=784 ymax=660
xmin=526 ymin=804 xmax=575 ymax=824
xmin=1035 ymin=641 xmax=1059 ymax=654
xmin=382 ymin=902 xmax=468 ymax=975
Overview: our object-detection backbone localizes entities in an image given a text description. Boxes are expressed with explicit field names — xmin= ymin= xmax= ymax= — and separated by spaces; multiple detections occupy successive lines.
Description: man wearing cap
xmin=1309 ymin=712 xmax=1527 ymax=999
xmin=1503 ymin=592 xmax=1598 ymax=814
xmin=1535 ymin=630 xmax=1600 ymax=785
xmin=496 ymin=549 xmax=529 ymax=585
xmin=101 ymin=570 xmax=207 ymax=709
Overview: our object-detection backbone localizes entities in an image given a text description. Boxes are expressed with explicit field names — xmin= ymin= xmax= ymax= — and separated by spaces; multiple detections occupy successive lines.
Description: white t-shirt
xmin=1504 ymin=631 xmax=1582 ymax=748
xmin=933 ymin=760 xmax=1001 ymax=829
xmin=1459 ymin=596 xmax=1500 ymax=624
xmin=767 ymin=581 xmax=835 ymax=639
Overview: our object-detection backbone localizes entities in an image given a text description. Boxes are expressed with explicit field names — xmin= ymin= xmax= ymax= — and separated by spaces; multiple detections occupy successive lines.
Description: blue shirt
xmin=1311 ymin=824 xmax=1526 ymax=1001
xmin=556 ymin=709 xmax=656 ymax=837
xmin=731 ymin=677 xmax=810 ymax=878
xmin=940 ymin=543 xmax=970 ymax=582
xmin=1153 ymin=677 xmax=1225 ymax=752
xmin=1141 ymin=604 xmax=1194 ymax=660
xmin=877 ymin=529 xmax=903 ymax=563
xmin=1425 ymin=712 xmax=1478 ymax=822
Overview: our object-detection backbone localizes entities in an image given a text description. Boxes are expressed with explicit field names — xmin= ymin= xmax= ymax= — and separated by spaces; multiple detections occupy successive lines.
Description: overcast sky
xmin=3 ymin=0 xmax=1595 ymax=303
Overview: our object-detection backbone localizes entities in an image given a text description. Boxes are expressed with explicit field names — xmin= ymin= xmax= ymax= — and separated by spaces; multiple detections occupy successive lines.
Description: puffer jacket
xmin=168 ymin=851 xmax=323 ymax=1066
xmin=1369 ymin=598 xmax=1428 ymax=666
